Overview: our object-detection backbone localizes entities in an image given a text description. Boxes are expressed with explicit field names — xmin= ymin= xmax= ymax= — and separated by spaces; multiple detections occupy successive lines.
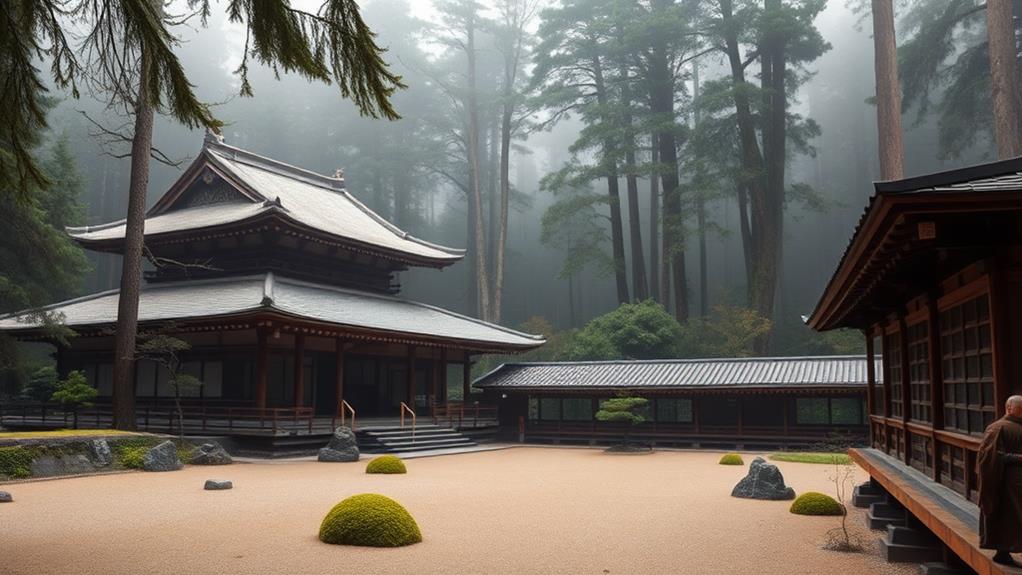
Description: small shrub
xmin=117 ymin=446 xmax=147 ymax=469
xmin=719 ymin=453 xmax=744 ymax=465
xmin=319 ymin=493 xmax=422 ymax=547
xmin=0 ymin=446 xmax=35 ymax=478
xmin=366 ymin=455 xmax=407 ymax=474
xmin=790 ymin=492 xmax=845 ymax=516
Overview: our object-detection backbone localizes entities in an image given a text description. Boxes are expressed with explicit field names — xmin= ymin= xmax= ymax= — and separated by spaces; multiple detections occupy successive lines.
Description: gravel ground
xmin=0 ymin=447 xmax=918 ymax=575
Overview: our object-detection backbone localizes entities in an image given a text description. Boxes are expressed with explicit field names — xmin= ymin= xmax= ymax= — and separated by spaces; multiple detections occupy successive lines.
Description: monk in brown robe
xmin=978 ymin=395 xmax=1022 ymax=567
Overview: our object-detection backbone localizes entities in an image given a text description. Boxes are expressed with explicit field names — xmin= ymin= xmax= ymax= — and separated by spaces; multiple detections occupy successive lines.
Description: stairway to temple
xmin=355 ymin=424 xmax=477 ymax=454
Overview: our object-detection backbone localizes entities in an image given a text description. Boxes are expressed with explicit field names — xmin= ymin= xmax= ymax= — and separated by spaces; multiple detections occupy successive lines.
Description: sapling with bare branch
xmin=136 ymin=331 xmax=201 ymax=442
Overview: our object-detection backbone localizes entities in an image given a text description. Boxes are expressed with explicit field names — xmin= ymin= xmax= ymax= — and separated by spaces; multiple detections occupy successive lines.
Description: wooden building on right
xmin=808 ymin=157 xmax=1022 ymax=573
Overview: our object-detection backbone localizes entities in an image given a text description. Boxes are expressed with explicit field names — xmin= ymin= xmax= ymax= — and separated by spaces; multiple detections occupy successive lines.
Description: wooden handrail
xmin=340 ymin=400 xmax=356 ymax=431
xmin=400 ymin=402 xmax=416 ymax=441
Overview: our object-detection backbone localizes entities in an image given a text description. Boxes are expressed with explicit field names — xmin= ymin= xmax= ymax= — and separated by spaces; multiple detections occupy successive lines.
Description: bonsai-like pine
xmin=719 ymin=453 xmax=744 ymax=465
xmin=136 ymin=330 xmax=202 ymax=441
xmin=50 ymin=370 xmax=98 ymax=412
xmin=319 ymin=494 xmax=422 ymax=547
xmin=790 ymin=492 xmax=845 ymax=516
xmin=366 ymin=455 xmax=407 ymax=474
xmin=596 ymin=396 xmax=648 ymax=448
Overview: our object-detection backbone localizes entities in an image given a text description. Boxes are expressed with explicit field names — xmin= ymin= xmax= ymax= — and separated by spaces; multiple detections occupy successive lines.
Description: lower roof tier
xmin=474 ymin=356 xmax=876 ymax=391
xmin=0 ymin=273 xmax=544 ymax=352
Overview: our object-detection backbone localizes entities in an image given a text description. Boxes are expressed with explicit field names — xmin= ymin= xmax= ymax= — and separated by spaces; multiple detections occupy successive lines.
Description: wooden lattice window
xmin=909 ymin=433 xmax=933 ymax=475
xmin=941 ymin=294 xmax=996 ymax=435
xmin=907 ymin=321 xmax=932 ymax=423
xmin=939 ymin=443 xmax=968 ymax=498
xmin=888 ymin=332 xmax=903 ymax=418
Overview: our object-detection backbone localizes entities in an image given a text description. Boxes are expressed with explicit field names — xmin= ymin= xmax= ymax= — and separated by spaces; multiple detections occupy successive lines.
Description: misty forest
xmin=2 ymin=0 xmax=1021 ymax=386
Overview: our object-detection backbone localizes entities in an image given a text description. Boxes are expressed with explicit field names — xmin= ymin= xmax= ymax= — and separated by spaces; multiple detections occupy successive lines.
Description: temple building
xmin=808 ymin=157 xmax=1022 ymax=574
xmin=474 ymin=356 xmax=871 ymax=449
xmin=0 ymin=134 xmax=543 ymax=442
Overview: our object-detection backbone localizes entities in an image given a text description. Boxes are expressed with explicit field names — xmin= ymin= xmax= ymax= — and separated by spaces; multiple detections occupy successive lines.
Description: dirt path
xmin=0 ymin=448 xmax=914 ymax=575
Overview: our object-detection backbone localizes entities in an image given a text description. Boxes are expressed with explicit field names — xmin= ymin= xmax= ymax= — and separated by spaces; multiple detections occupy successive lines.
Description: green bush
xmin=117 ymin=446 xmax=148 ymax=469
xmin=790 ymin=492 xmax=845 ymax=516
xmin=319 ymin=493 xmax=422 ymax=547
xmin=366 ymin=455 xmax=407 ymax=474
xmin=719 ymin=453 xmax=744 ymax=465
xmin=0 ymin=446 xmax=34 ymax=478
xmin=770 ymin=452 xmax=851 ymax=465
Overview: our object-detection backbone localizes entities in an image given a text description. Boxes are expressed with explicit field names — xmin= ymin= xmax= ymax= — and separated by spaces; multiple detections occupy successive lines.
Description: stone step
xmin=362 ymin=428 xmax=458 ymax=438
xmin=887 ymin=525 xmax=940 ymax=547
xmin=918 ymin=562 xmax=972 ymax=575
xmin=385 ymin=442 xmax=478 ymax=454
xmin=879 ymin=539 xmax=944 ymax=564
xmin=868 ymin=502 xmax=907 ymax=530
xmin=377 ymin=437 xmax=475 ymax=449
xmin=853 ymin=483 xmax=887 ymax=508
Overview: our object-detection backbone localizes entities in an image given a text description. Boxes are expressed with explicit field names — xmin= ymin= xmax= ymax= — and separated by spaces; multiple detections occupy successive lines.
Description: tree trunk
xmin=649 ymin=0 xmax=687 ymax=322
xmin=986 ymin=0 xmax=1022 ymax=158
xmin=495 ymin=93 xmax=512 ymax=324
xmin=620 ymin=62 xmax=649 ymax=302
xmin=693 ymin=60 xmax=709 ymax=316
xmin=872 ymin=0 xmax=905 ymax=179
xmin=466 ymin=13 xmax=491 ymax=320
xmin=649 ymin=135 xmax=661 ymax=303
xmin=111 ymin=50 xmax=155 ymax=430
xmin=592 ymin=54 xmax=630 ymax=305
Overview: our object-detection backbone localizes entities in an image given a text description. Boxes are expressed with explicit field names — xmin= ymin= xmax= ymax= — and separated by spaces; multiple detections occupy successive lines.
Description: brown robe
xmin=978 ymin=415 xmax=1022 ymax=551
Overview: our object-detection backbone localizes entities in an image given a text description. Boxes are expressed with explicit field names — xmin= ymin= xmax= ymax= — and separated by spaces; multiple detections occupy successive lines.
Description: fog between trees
xmin=27 ymin=0 xmax=1014 ymax=357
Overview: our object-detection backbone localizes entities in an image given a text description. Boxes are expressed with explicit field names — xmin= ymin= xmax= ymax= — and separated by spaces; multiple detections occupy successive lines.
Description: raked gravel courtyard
xmin=0 ymin=447 xmax=915 ymax=575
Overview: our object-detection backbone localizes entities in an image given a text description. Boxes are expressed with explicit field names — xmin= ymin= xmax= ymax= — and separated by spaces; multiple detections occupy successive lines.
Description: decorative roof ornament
xmin=333 ymin=168 xmax=344 ymax=179
xmin=203 ymin=127 xmax=225 ymax=147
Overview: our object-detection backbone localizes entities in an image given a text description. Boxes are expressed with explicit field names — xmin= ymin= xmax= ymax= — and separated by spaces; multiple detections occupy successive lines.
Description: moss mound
xmin=318 ymin=494 xmax=422 ymax=547
xmin=0 ymin=446 xmax=34 ymax=478
xmin=789 ymin=492 xmax=845 ymax=516
xmin=366 ymin=455 xmax=407 ymax=474
xmin=719 ymin=453 xmax=744 ymax=465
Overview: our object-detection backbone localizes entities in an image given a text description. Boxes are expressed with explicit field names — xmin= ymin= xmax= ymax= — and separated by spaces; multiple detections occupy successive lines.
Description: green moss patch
xmin=366 ymin=455 xmax=407 ymax=474
xmin=718 ymin=453 xmax=744 ymax=465
xmin=769 ymin=452 xmax=851 ymax=465
xmin=319 ymin=494 xmax=422 ymax=547
xmin=790 ymin=492 xmax=845 ymax=516
xmin=0 ymin=446 xmax=35 ymax=479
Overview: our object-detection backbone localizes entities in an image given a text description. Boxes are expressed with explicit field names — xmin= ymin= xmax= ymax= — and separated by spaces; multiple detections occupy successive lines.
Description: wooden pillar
xmin=462 ymin=356 xmax=471 ymax=401
xmin=735 ymin=395 xmax=744 ymax=438
xmin=692 ymin=396 xmax=701 ymax=435
xmin=865 ymin=331 xmax=876 ymax=421
xmin=782 ymin=396 xmax=790 ymax=437
xmin=440 ymin=348 xmax=448 ymax=404
xmin=430 ymin=351 xmax=440 ymax=407
xmin=54 ymin=344 xmax=67 ymax=380
xmin=899 ymin=318 xmax=911 ymax=466
xmin=256 ymin=328 xmax=269 ymax=410
xmin=293 ymin=333 xmax=306 ymax=408
xmin=406 ymin=344 xmax=416 ymax=407
xmin=335 ymin=339 xmax=345 ymax=414
xmin=927 ymin=297 xmax=944 ymax=481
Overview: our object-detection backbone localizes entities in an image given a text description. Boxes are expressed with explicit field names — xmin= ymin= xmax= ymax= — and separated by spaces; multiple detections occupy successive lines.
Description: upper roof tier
xmin=67 ymin=134 xmax=464 ymax=268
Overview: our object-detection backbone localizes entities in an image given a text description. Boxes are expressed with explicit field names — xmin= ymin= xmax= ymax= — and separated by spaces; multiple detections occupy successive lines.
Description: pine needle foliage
xmin=0 ymin=0 xmax=404 ymax=198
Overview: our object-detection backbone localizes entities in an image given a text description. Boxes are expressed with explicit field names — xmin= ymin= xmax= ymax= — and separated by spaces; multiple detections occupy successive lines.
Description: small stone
xmin=0 ymin=491 xmax=12 ymax=503
xmin=204 ymin=479 xmax=233 ymax=490
xmin=731 ymin=457 xmax=796 ymax=501
xmin=317 ymin=427 xmax=359 ymax=462
xmin=190 ymin=442 xmax=233 ymax=465
xmin=90 ymin=439 xmax=112 ymax=467
xmin=142 ymin=441 xmax=182 ymax=472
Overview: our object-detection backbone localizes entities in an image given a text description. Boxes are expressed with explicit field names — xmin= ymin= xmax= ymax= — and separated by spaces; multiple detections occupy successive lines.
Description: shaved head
xmin=1008 ymin=395 xmax=1022 ymax=416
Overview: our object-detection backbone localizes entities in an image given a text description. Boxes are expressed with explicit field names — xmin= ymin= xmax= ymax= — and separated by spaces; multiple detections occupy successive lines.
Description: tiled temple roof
xmin=474 ymin=356 xmax=876 ymax=390
xmin=0 ymin=273 xmax=544 ymax=351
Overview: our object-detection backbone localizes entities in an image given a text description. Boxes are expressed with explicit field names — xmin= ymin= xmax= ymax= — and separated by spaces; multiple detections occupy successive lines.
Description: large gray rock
xmin=0 ymin=491 xmax=12 ymax=503
xmin=142 ymin=441 xmax=183 ymax=472
xmin=317 ymin=427 xmax=359 ymax=462
xmin=190 ymin=442 xmax=232 ymax=465
xmin=731 ymin=457 xmax=796 ymax=501
xmin=30 ymin=454 xmax=94 ymax=477
xmin=204 ymin=479 xmax=233 ymax=490
xmin=90 ymin=439 xmax=112 ymax=467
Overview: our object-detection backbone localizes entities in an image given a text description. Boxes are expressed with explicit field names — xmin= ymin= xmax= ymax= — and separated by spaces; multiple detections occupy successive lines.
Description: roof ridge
xmin=493 ymin=355 xmax=870 ymax=367
xmin=272 ymin=274 xmax=544 ymax=341
xmin=206 ymin=141 xmax=345 ymax=192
